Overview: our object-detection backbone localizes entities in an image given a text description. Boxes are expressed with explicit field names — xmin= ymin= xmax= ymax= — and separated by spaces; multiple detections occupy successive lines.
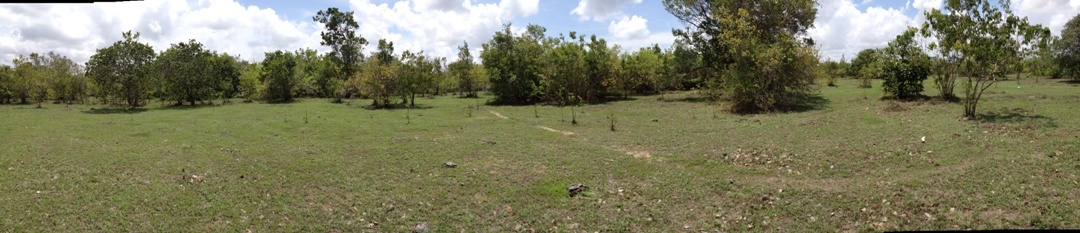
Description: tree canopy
xmin=85 ymin=31 xmax=156 ymax=108
xmin=922 ymin=0 xmax=1051 ymax=119
xmin=664 ymin=0 xmax=819 ymax=112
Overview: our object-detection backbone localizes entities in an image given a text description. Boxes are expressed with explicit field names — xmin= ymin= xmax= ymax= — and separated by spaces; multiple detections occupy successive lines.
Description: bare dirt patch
xmin=488 ymin=110 xmax=509 ymax=120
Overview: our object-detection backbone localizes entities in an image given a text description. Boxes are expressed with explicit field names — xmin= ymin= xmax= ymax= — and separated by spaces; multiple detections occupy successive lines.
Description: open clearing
xmin=1 ymin=79 xmax=1077 ymax=232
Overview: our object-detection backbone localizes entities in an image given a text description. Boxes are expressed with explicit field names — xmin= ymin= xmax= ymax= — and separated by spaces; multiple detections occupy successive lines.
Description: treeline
xmin=0 ymin=7 xmax=708 ymax=109
xmin=480 ymin=24 xmax=701 ymax=105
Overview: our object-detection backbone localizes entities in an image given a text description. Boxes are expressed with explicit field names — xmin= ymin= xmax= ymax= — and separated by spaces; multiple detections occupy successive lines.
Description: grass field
xmin=1 ymin=78 xmax=1077 ymax=232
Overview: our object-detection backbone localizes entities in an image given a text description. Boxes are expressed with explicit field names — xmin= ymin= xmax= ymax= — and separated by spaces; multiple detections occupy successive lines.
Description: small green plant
xmin=609 ymin=111 xmax=616 ymax=131
xmin=571 ymin=105 xmax=578 ymax=125
xmin=466 ymin=103 xmax=473 ymax=117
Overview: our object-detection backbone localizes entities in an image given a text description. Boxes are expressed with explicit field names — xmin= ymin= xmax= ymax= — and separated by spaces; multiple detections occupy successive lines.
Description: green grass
xmin=1 ymin=78 xmax=1077 ymax=232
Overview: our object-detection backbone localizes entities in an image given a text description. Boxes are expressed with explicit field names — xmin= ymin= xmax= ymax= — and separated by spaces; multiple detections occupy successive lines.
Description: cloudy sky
xmin=1 ymin=0 xmax=1079 ymax=66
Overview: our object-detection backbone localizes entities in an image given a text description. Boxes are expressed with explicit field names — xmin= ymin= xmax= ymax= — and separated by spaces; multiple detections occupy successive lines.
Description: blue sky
xmin=2 ymin=0 xmax=1078 ymax=65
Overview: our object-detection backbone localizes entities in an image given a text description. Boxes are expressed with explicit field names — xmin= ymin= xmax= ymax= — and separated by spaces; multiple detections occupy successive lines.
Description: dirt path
xmin=488 ymin=110 xmax=509 ymax=120
xmin=489 ymin=110 xmax=574 ymax=135
xmin=488 ymin=110 xmax=652 ymax=158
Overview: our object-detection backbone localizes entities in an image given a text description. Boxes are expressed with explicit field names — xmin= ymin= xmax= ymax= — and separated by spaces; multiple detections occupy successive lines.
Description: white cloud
xmin=911 ymin=0 xmax=942 ymax=12
xmin=0 ymin=0 xmax=542 ymax=66
xmin=610 ymin=32 xmax=675 ymax=52
xmin=348 ymin=0 xmax=539 ymax=62
xmin=412 ymin=0 xmax=467 ymax=13
xmin=571 ymin=0 xmax=642 ymax=21
xmin=1011 ymin=0 xmax=1080 ymax=37
xmin=608 ymin=15 xmax=650 ymax=40
xmin=0 ymin=0 xmax=323 ymax=66
xmin=809 ymin=0 xmax=916 ymax=61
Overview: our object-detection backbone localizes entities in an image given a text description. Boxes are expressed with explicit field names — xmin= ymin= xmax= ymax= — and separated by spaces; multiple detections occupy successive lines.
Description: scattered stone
xmin=568 ymin=183 xmax=588 ymax=197
xmin=443 ymin=162 xmax=457 ymax=168
xmin=482 ymin=139 xmax=496 ymax=145
xmin=181 ymin=174 xmax=205 ymax=184
xmin=412 ymin=222 xmax=429 ymax=233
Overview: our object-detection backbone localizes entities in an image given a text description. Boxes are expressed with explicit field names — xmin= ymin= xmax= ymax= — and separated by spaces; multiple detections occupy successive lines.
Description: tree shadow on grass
xmin=657 ymin=95 xmax=711 ymax=103
xmin=980 ymin=107 xmax=1054 ymax=122
xmin=359 ymin=103 xmax=435 ymax=110
xmin=592 ymin=96 xmax=640 ymax=105
xmin=772 ymin=95 xmax=830 ymax=113
xmin=156 ymin=104 xmax=220 ymax=111
xmin=83 ymin=108 xmax=149 ymax=114
xmin=977 ymin=107 xmax=1056 ymax=126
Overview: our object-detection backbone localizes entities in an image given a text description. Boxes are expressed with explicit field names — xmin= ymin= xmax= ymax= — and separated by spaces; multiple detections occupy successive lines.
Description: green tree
xmin=539 ymin=33 xmax=588 ymax=105
xmin=449 ymin=41 xmax=481 ymax=98
xmin=622 ymin=47 xmax=665 ymax=95
xmin=237 ymin=63 xmax=263 ymax=100
xmin=922 ymin=0 xmax=1050 ymax=119
xmin=665 ymin=39 xmax=703 ymax=91
xmin=313 ymin=7 xmax=368 ymax=87
xmin=210 ymin=53 xmax=242 ymax=102
xmin=85 ymin=31 xmax=156 ymax=108
xmin=1030 ymin=36 xmax=1060 ymax=80
xmin=12 ymin=53 xmax=49 ymax=107
xmin=849 ymin=48 xmax=884 ymax=88
xmin=354 ymin=39 xmax=402 ymax=108
xmin=354 ymin=59 xmax=401 ymax=108
xmin=0 ymin=65 xmax=12 ymax=104
xmin=584 ymin=35 xmax=620 ymax=102
xmin=156 ymin=39 xmax=217 ymax=105
xmin=665 ymin=0 xmax=819 ymax=112
xmin=45 ymin=52 xmax=87 ymax=104
xmin=400 ymin=50 xmax=439 ymax=107
xmin=481 ymin=24 xmax=546 ymax=104
xmin=1055 ymin=14 xmax=1080 ymax=80
xmin=260 ymin=51 xmax=298 ymax=102
xmin=291 ymin=48 xmax=324 ymax=98
xmin=881 ymin=27 xmax=931 ymax=99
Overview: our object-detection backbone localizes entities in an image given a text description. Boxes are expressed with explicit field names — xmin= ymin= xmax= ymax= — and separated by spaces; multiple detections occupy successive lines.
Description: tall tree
xmin=210 ymin=52 xmax=242 ymax=102
xmin=45 ymin=52 xmax=87 ymax=104
xmin=1055 ymin=13 xmax=1080 ymax=80
xmin=881 ymin=27 xmax=931 ymax=98
xmin=449 ymin=41 xmax=480 ymax=98
xmin=848 ymin=48 xmax=884 ymax=88
xmin=313 ymin=8 xmax=367 ymax=84
xmin=922 ymin=0 xmax=1050 ymax=119
xmin=541 ymin=33 xmax=588 ymax=105
xmin=156 ymin=39 xmax=216 ymax=106
xmin=85 ymin=31 xmax=156 ymax=108
xmin=355 ymin=39 xmax=401 ymax=108
xmin=291 ymin=48 xmax=324 ymax=98
xmin=664 ymin=0 xmax=819 ymax=112
xmin=238 ymin=63 xmax=263 ymax=99
xmin=0 ymin=65 xmax=12 ymax=104
xmin=584 ymin=35 xmax=620 ymax=102
xmin=665 ymin=39 xmax=702 ymax=90
xmin=260 ymin=50 xmax=298 ymax=102
xmin=400 ymin=51 xmax=439 ymax=107
xmin=11 ymin=53 xmax=48 ymax=106
xmin=481 ymin=24 xmax=546 ymax=104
